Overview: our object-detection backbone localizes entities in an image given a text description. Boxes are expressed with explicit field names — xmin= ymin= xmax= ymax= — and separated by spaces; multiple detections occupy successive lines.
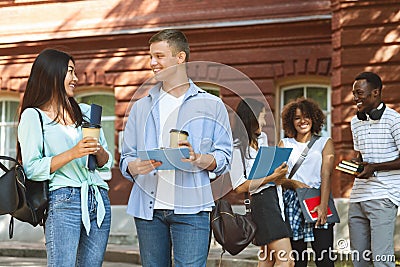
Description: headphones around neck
xmin=356 ymin=102 xmax=386 ymax=121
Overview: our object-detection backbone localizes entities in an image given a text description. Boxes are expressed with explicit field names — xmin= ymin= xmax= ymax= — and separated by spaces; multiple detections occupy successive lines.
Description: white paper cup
xmin=169 ymin=129 xmax=189 ymax=148
xmin=82 ymin=122 xmax=101 ymax=140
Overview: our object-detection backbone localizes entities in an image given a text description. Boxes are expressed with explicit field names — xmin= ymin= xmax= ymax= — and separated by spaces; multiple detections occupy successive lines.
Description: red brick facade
xmin=0 ymin=0 xmax=399 ymax=204
xmin=331 ymin=0 xmax=400 ymax=197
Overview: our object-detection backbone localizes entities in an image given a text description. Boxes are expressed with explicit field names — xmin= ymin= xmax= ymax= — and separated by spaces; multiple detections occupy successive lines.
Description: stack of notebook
xmin=335 ymin=160 xmax=364 ymax=175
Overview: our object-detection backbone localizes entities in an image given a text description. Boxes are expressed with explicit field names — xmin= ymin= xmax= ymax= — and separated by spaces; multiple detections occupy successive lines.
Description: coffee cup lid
xmin=169 ymin=129 xmax=189 ymax=136
xmin=82 ymin=122 xmax=101 ymax=128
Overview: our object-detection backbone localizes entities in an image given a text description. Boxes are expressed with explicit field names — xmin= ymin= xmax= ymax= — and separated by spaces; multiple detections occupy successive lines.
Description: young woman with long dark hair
xmin=230 ymin=98 xmax=294 ymax=267
xmin=18 ymin=48 xmax=112 ymax=267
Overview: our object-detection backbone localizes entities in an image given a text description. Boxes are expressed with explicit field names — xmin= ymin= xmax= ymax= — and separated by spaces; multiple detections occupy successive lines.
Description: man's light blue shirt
xmin=120 ymin=80 xmax=232 ymax=220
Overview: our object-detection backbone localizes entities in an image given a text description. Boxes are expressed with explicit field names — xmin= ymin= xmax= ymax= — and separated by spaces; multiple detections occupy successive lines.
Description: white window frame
xmin=75 ymin=91 xmax=116 ymax=177
xmin=280 ymin=84 xmax=331 ymax=139
xmin=75 ymin=91 xmax=115 ymax=124
xmin=0 ymin=97 xmax=19 ymax=158
xmin=75 ymin=92 xmax=116 ymax=144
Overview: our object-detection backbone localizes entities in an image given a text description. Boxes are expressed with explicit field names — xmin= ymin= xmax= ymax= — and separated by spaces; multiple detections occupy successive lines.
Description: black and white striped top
xmin=350 ymin=106 xmax=400 ymax=206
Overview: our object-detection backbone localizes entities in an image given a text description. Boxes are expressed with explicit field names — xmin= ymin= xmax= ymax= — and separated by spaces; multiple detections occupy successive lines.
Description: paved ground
xmin=0 ymin=256 xmax=140 ymax=267
xmin=0 ymin=241 xmax=399 ymax=267
xmin=0 ymin=241 xmax=260 ymax=267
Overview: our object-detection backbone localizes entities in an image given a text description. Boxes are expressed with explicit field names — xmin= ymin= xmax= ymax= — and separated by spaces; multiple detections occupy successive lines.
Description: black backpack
xmin=0 ymin=108 xmax=49 ymax=238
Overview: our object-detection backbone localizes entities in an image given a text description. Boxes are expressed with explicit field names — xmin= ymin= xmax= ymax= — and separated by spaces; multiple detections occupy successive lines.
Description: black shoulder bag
xmin=289 ymin=135 xmax=340 ymax=224
xmin=0 ymin=108 xmax=49 ymax=238
xmin=211 ymin=143 xmax=257 ymax=256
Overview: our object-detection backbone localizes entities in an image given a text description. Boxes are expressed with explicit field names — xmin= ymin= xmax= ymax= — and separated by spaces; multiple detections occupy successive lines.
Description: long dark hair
xmin=17 ymin=48 xmax=83 ymax=161
xmin=233 ymin=98 xmax=264 ymax=158
xmin=19 ymin=48 xmax=83 ymax=125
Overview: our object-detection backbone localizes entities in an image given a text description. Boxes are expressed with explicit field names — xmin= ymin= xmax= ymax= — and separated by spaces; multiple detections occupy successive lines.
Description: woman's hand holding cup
xmin=70 ymin=122 xmax=101 ymax=159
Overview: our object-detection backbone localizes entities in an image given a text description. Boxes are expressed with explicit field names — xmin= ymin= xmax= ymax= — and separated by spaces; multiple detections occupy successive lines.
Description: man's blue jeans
xmin=45 ymin=186 xmax=111 ymax=267
xmin=134 ymin=210 xmax=210 ymax=267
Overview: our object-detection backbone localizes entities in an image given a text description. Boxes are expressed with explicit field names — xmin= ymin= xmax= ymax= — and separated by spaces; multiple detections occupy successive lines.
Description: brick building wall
xmin=331 ymin=0 xmax=400 ymax=197
xmin=0 ymin=0 xmax=399 ymax=204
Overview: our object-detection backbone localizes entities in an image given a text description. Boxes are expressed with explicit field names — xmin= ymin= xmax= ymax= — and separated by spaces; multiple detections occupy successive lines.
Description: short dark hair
xmin=149 ymin=29 xmax=190 ymax=62
xmin=281 ymin=97 xmax=325 ymax=138
xmin=355 ymin=71 xmax=382 ymax=91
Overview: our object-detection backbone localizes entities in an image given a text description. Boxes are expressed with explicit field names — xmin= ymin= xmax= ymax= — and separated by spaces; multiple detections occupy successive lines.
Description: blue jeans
xmin=134 ymin=210 xmax=210 ymax=267
xmin=45 ymin=186 xmax=111 ymax=267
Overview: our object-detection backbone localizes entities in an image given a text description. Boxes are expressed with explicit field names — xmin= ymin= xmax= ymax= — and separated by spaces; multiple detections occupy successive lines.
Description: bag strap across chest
xmin=288 ymin=135 xmax=320 ymax=179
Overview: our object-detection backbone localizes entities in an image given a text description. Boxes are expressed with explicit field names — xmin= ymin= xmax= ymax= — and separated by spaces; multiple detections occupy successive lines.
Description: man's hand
xmin=178 ymin=140 xmax=216 ymax=171
xmin=128 ymin=158 xmax=162 ymax=176
xmin=178 ymin=140 xmax=197 ymax=161
xmin=356 ymin=162 xmax=374 ymax=179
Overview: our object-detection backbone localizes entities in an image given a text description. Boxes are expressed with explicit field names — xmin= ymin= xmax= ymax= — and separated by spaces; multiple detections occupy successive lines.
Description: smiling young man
xmin=119 ymin=29 xmax=232 ymax=267
xmin=349 ymin=71 xmax=400 ymax=267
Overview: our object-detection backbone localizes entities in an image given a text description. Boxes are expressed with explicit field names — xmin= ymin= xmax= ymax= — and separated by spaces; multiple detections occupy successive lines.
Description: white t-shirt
xmin=229 ymin=133 xmax=285 ymax=219
xmin=282 ymin=136 xmax=330 ymax=188
xmin=230 ymin=132 xmax=268 ymax=192
xmin=350 ymin=107 xmax=400 ymax=206
xmin=154 ymin=89 xmax=184 ymax=210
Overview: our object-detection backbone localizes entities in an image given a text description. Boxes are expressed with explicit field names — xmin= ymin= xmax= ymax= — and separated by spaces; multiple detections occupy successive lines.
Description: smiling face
xmin=149 ymin=40 xmax=186 ymax=81
xmin=64 ymin=60 xmax=78 ymax=97
xmin=293 ymin=108 xmax=312 ymax=135
xmin=352 ymin=79 xmax=380 ymax=114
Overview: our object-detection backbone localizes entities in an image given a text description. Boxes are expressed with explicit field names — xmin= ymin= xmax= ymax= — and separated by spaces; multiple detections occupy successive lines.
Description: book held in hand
xmin=302 ymin=195 xmax=333 ymax=221
xmin=296 ymin=188 xmax=340 ymax=223
xmin=137 ymin=147 xmax=192 ymax=171
xmin=247 ymin=146 xmax=292 ymax=180
xmin=335 ymin=160 xmax=364 ymax=175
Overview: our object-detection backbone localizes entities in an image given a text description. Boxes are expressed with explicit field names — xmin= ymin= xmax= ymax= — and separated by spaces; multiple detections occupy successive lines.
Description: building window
xmin=280 ymin=84 xmax=331 ymax=138
xmin=0 ymin=100 xmax=19 ymax=159
xmin=195 ymin=82 xmax=220 ymax=97
xmin=76 ymin=93 xmax=116 ymax=167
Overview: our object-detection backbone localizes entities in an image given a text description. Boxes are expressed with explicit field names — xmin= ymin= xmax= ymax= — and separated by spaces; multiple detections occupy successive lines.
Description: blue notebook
xmin=137 ymin=147 xmax=192 ymax=171
xmin=247 ymin=146 xmax=293 ymax=180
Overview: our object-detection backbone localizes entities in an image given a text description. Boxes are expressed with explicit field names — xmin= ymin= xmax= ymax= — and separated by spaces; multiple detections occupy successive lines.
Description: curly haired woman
xmin=278 ymin=97 xmax=335 ymax=267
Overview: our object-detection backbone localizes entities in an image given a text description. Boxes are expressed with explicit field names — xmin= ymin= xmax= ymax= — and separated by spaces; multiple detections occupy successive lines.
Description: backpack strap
xmin=32 ymin=108 xmax=45 ymax=156
xmin=288 ymin=135 xmax=320 ymax=179
xmin=32 ymin=108 xmax=47 ymax=227
xmin=8 ymin=108 xmax=45 ymax=239
xmin=235 ymin=141 xmax=252 ymax=213
xmin=0 ymin=156 xmax=19 ymax=172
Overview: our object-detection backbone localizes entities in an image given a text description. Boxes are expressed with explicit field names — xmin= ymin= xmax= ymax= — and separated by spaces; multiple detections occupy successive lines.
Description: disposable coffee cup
xmin=169 ymin=129 xmax=189 ymax=148
xmin=82 ymin=122 xmax=101 ymax=140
